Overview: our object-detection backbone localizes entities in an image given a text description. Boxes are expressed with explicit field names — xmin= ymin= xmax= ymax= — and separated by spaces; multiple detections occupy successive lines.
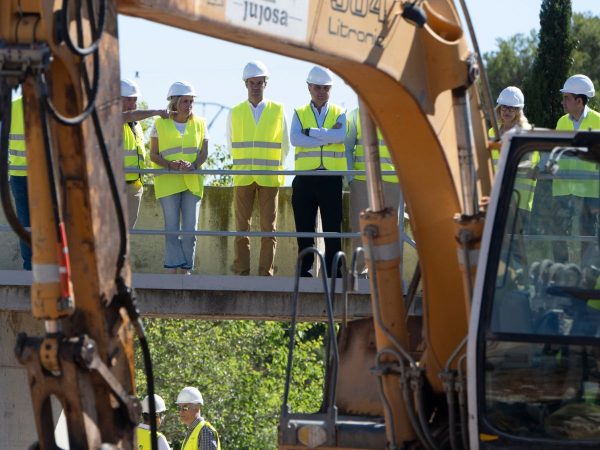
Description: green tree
xmin=135 ymin=319 xmax=327 ymax=449
xmin=483 ymin=31 xmax=537 ymax=101
xmin=205 ymin=144 xmax=233 ymax=187
xmin=525 ymin=0 xmax=575 ymax=128
xmin=571 ymin=12 xmax=600 ymax=110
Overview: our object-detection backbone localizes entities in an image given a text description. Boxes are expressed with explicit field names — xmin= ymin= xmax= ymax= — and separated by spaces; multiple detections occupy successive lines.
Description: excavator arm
xmin=1 ymin=0 xmax=495 ymax=448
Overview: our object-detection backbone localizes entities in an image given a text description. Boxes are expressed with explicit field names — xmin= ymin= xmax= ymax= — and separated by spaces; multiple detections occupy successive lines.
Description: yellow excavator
xmin=1 ymin=0 xmax=599 ymax=449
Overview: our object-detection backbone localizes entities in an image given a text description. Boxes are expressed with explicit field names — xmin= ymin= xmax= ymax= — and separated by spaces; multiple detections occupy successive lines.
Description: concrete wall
xmin=0 ymin=311 xmax=43 ymax=449
xmin=130 ymin=185 xmax=356 ymax=275
xmin=0 ymin=185 xmax=417 ymax=277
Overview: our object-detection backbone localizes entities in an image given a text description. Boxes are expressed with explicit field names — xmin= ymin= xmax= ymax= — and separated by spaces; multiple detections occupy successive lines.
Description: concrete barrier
xmin=0 ymin=185 xmax=417 ymax=278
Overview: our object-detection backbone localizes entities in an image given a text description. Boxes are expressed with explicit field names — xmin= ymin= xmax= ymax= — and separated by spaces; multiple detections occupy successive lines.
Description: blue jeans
xmin=159 ymin=190 xmax=201 ymax=270
xmin=9 ymin=176 xmax=32 ymax=271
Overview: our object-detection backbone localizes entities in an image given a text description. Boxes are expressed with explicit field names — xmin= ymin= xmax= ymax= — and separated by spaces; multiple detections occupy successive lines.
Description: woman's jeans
xmin=159 ymin=190 xmax=201 ymax=270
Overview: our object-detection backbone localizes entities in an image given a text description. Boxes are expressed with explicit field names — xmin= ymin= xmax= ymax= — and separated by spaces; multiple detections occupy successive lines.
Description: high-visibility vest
xmin=136 ymin=426 xmax=166 ymax=450
xmin=123 ymin=122 xmax=146 ymax=182
xmin=488 ymin=128 xmax=539 ymax=212
xmin=353 ymin=111 xmax=398 ymax=183
xmin=553 ymin=110 xmax=600 ymax=198
xmin=153 ymin=116 xmax=206 ymax=199
xmin=230 ymin=100 xmax=284 ymax=187
xmin=294 ymin=103 xmax=347 ymax=171
xmin=181 ymin=420 xmax=221 ymax=450
xmin=9 ymin=97 xmax=27 ymax=176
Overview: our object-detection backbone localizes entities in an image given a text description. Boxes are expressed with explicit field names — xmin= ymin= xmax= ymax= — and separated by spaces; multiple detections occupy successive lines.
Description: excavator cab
xmin=470 ymin=131 xmax=600 ymax=449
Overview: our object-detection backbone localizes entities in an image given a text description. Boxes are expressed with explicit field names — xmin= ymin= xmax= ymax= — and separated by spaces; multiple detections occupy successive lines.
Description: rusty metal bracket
xmin=0 ymin=42 xmax=50 ymax=85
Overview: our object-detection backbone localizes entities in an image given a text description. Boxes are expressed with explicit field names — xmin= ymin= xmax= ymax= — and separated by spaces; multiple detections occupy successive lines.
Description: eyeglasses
xmin=500 ymin=105 xmax=518 ymax=112
xmin=177 ymin=405 xmax=192 ymax=412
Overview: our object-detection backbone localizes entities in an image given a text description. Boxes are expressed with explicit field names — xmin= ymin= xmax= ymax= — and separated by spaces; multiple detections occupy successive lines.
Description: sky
xmin=117 ymin=0 xmax=600 ymax=171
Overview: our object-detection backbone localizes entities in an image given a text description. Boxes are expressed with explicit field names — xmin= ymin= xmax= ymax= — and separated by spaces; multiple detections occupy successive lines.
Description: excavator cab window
xmin=476 ymin=133 xmax=600 ymax=446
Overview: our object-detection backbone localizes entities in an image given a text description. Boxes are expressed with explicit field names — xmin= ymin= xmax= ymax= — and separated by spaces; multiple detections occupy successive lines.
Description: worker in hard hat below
xmin=137 ymin=394 xmax=171 ymax=450
xmin=120 ymin=78 xmax=170 ymax=228
xmin=552 ymin=74 xmax=600 ymax=263
xmin=227 ymin=61 xmax=289 ymax=276
xmin=149 ymin=81 xmax=209 ymax=274
xmin=176 ymin=386 xmax=220 ymax=450
xmin=345 ymin=107 xmax=400 ymax=278
xmin=488 ymin=87 xmax=538 ymax=228
xmin=7 ymin=95 xmax=31 ymax=270
xmin=290 ymin=66 xmax=347 ymax=278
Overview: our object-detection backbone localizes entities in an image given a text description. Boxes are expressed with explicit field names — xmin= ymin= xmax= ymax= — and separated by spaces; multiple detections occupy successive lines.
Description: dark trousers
xmin=9 ymin=176 xmax=32 ymax=270
xmin=291 ymin=175 xmax=343 ymax=277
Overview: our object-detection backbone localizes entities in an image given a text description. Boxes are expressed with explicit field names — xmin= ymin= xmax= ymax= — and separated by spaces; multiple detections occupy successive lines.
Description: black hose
xmin=73 ymin=0 xmax=127 ymax=283
xmin=282 ymin=247 xmax=337 ymax=411
xmin=133 ymin=319 xmax=158 ymax=450
xmin=66 ymin=0 xmax=146 ymax=446
xmin=62 ymin=0 xmax=106 ymax=56
xmin=0 ymin=82 xmax=31 ymax=246
xmin=36 ymin=77 xmax=69 ymax=253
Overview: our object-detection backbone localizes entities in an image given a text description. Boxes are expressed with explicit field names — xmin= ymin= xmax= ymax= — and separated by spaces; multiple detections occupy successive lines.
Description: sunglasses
xmin=177 ymin=405 xmax=193 ymax=412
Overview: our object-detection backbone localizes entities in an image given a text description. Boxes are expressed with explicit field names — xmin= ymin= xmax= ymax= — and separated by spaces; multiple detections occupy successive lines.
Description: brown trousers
xmin=233 ymin=182 xmax=278 ymax=276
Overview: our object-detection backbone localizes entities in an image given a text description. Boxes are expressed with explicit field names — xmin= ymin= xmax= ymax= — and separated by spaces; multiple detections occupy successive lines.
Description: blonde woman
xmin=150 ymin=81 xmax=208 ymax=274
xmin=489 ymin=86 xmax=531 ymax=139
xmin=489 ymin=86 xmax=537 ymax=220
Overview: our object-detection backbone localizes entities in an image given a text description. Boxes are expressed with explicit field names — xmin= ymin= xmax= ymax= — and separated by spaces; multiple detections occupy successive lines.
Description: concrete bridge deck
xmin=0 ymin=270 xmax=373 ymax=321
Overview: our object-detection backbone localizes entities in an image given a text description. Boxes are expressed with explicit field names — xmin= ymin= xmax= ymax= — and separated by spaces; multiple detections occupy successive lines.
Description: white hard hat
xmin=560 ymin=74 xmax=595 ymax=98
xmin=306 ymin=66 xmax=333 ymax=86
xmin=121 ymin=79 xmax=141 ymax=98
xmin=141 ymin=394 xmax=167 ymax=414
xmin=167 ymin=81 xmax=197 ymax=100
xmin=243 ymin=61 xmax=269 ymax=81
xmin=496 ymin=86 xmax=524 ymax=108
xmin=176 ymin=386 xmax=204 ymax=405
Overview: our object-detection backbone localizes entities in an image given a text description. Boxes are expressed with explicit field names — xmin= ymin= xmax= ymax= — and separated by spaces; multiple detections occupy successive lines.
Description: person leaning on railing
xmin=120 ymin=78 xmax=170 ymax=228
xmin=227 ymin=61 xmax=290 ymax=277
xmin=345 ymin=107 xmax=401 ymax=278
xmin=149 ymin=81 xmax=208 ymax=275
xmin=290 ymin=66 xmax=347 ymax=278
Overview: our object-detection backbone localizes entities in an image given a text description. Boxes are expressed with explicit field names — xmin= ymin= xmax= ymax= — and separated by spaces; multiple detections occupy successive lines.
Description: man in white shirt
xmin=226 ymin=61 xmax=290 ymax=276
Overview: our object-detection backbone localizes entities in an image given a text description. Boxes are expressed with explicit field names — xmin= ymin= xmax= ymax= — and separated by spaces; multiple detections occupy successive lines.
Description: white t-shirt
xmin=150 ymin=118 xmax=210 ymax=139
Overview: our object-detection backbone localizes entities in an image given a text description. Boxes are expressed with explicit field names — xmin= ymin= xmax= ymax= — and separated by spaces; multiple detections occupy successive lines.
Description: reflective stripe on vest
xmin=181 ymin=420 xmax=221 ymax=450
xmin=230 ymin=100 xmax=284 ymax=187
xmin=553 ymin=111 xmax=600 ymax=198
xmin=354 ymin=111 xmax=398 ymax=183
xmin=123 ymin=122 xmax=146 ymax=181
xmin=490 ymin=147 xmax=539 ymax=212
xmin=136 ymin=426 xmax=165 ymax=450
xmin=9 ymin=97 xmax=27 ymax=176
xmin=294 ymin=103 xmax=347 ymax=171
xmin=153 ymin=116 xmax=206 ymax=199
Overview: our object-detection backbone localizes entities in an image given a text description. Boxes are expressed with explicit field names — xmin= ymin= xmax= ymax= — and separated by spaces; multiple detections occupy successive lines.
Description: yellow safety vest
xmin=553 ymin=110 xmax=600 ymax=198
xmin=9 ymin=97 xmax=27 ymax=176
xmin=136 ymin=426 xmax=166 ymax=450
xmin=488 ymin=128 xmax=539 ymax=212
xmin=123 ymin=122 xmax=146 ymax=182
xmin=153 ymin=116 xmax=206 ymax=199
xmin=181 ymin=420 xmax=221 ymax=450
xmin=353 ymin=111 xmax=398 ymax=183
xmin=230 ymin=100 xmax=284 ymax=187
xmin=294 ymin=103 xmax=347 ymax=171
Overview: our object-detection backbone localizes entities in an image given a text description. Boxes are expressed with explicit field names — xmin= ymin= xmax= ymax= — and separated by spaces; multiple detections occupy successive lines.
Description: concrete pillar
xmin=0 ymin=311 xmax=43 ymax=448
